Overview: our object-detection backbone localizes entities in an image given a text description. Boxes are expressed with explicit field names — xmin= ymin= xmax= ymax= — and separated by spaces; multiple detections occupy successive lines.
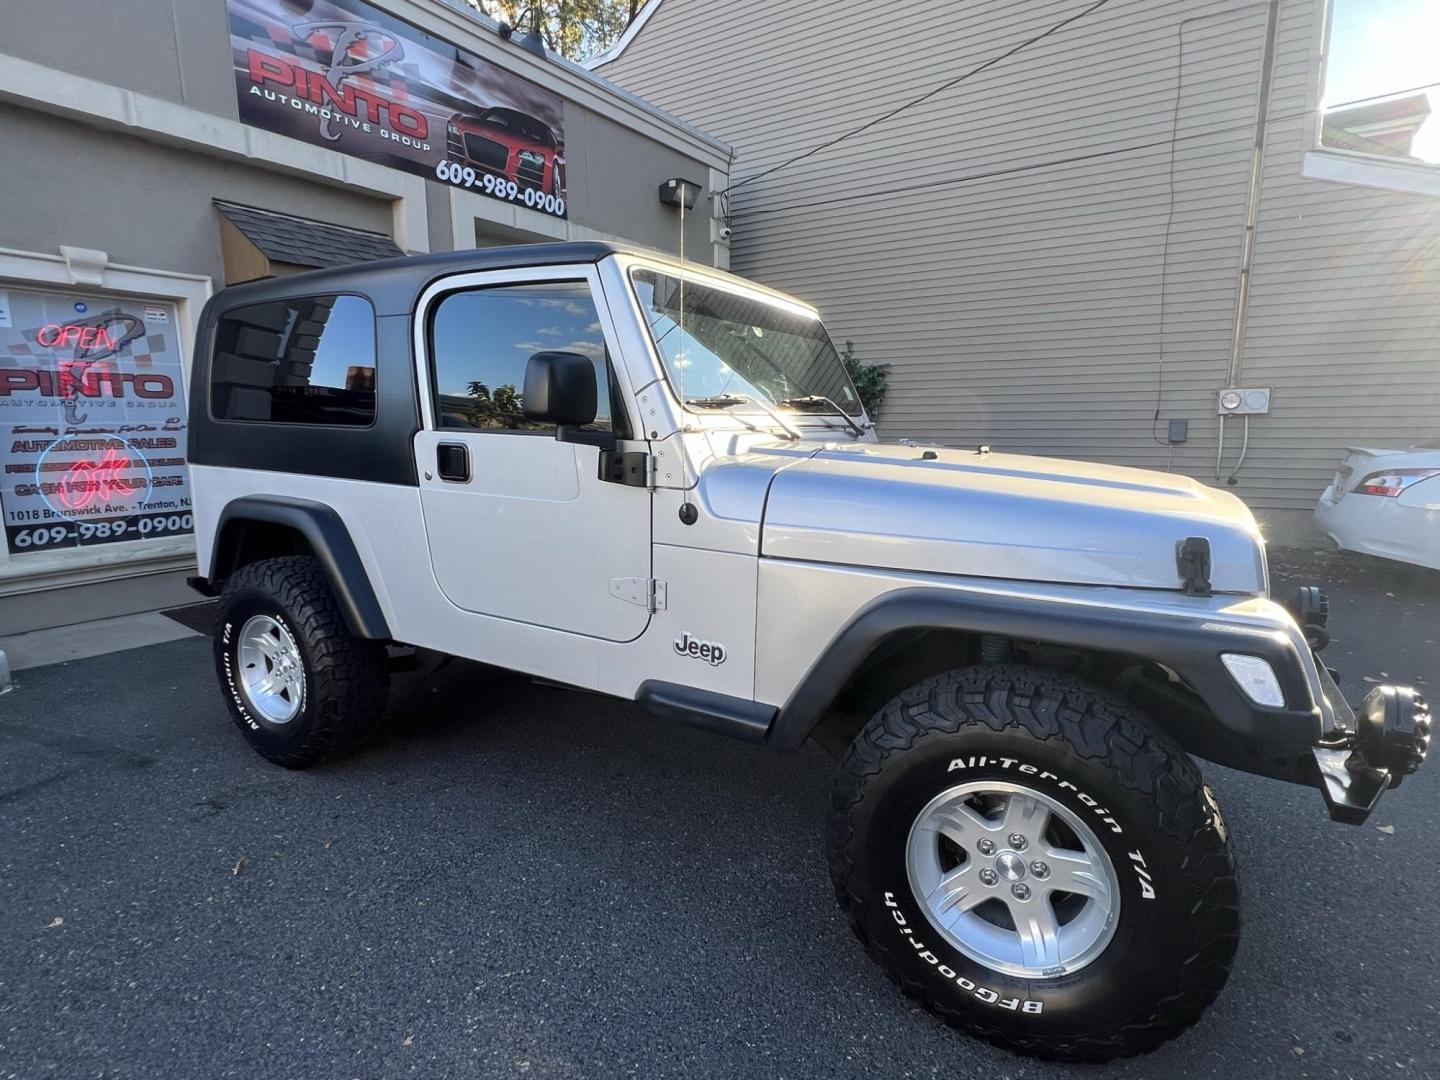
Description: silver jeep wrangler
xmin=187 ymin=242 xmax=1430 ymax=1061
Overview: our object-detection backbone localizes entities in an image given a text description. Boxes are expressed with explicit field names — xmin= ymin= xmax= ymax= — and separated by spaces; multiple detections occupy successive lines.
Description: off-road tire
xmin=213 ymin=555 xmax=389 ymax=768
xmin=828 ymin=664 xmax=1239 ymax=1062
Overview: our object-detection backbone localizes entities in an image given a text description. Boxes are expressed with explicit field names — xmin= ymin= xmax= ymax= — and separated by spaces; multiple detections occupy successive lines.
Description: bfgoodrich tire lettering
xmin=827 ymin=664 xmax=1239 ymax=1062
xmin=214 ymin=555 xmax=389 ymax=769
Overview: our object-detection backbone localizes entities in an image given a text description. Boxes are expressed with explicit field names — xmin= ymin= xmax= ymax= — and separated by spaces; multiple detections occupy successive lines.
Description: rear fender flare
xmin=209 ymin=495 xmax=390 ymax=640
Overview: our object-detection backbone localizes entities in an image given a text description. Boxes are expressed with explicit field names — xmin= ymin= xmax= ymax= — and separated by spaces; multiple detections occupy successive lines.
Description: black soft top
xmin=206 ymin=241 xmax=650 ymax=318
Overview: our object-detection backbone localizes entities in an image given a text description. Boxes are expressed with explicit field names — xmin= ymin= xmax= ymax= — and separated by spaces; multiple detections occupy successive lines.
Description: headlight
xmin=518 ymin=149 xmax=546 ymax=166
xmin=1353 ymin=468 xmax=1440 ymax=497
xmin=1221 ymin=654 xmax=1286 ymax=708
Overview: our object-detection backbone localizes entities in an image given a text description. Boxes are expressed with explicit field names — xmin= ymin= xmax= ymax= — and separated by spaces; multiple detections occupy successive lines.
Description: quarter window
xmin=211 ymin=294 xmax=376 ymax=425
xmin=429 ymin=280 xmax=613 ymax=431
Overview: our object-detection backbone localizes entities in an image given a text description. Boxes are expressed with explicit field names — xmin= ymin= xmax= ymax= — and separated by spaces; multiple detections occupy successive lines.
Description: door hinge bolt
xmin=609 ymin=577 xmax=667 ymax=612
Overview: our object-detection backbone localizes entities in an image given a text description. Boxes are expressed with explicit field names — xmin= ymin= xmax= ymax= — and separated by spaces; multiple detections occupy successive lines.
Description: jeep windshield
xmin=629 ymin=267 xmax=864 ymax=422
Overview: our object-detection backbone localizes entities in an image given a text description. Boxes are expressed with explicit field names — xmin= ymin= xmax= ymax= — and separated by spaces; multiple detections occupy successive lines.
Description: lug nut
xmin=1030 ymin=861 xmax=1050 ymax=879
xmin=977 ymin=838 xmax=996 ymax=856
xmin=1011 ymin=883 xmax=1032 ymax=901
xmin=979 ymin=868 xmax=998 ymax=886
xmin=1008 ymin=833 xmax=1028 ymax=852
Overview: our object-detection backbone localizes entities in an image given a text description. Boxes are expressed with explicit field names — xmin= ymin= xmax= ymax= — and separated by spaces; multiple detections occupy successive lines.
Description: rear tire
xmin=213 ymin=555 xmax=388 ymax=769
xmin=827 ymin=664 xmax=1239 ymax=1062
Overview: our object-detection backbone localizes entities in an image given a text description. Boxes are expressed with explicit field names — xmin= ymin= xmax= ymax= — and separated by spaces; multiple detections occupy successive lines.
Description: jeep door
xmin=413 ymin=265 xmax=652 ymax=642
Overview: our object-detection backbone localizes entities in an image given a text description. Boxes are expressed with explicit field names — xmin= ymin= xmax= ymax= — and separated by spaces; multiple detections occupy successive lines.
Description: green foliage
xmin=463 ymin=380 xmax=541 ymax=429
xmin=472 ymin=1 xmax=644 ymax=61
xmin=839 ymin=340 xmax=889 ymax=419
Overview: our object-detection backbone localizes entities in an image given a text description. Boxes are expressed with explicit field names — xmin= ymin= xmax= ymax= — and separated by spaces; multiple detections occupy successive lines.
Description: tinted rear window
xmin=211 ymin=294 xmax=376 ymax=426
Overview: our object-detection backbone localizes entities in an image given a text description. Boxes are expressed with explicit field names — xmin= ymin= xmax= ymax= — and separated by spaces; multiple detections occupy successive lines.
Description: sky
xmin=1324 ymin=0 xmax=1440 ymax=161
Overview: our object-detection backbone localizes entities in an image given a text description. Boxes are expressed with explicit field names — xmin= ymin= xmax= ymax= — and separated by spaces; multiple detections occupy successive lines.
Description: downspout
xmin=1217 ymin=0 xmax=1283 ymax=483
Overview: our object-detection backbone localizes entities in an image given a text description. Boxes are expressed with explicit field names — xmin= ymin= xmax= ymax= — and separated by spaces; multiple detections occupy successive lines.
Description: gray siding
xmin=564 ymin=104 xmax=714 ymax=255
xmin=7 ymin=0 xmax=238 ymax=118
xmin=599 ymin=0 xmax=1440 ymax=509
xmin=3 ymin=0 xmax=718 ymax=260
xmin=0 ymin=102 xmax=393 ymax=285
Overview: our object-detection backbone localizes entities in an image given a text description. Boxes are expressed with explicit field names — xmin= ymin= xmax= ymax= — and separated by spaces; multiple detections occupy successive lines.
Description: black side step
xmin=636 ymin=681 xmax=776 ymax=744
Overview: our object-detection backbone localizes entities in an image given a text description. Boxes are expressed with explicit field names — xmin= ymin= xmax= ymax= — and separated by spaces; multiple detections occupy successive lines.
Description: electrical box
xmin=1217 ymin=387 xmax=1271 ymax=415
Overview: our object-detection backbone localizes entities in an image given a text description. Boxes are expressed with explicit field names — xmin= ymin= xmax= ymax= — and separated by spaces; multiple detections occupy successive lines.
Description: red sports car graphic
xmin=446 ymin=107 xmax=565 ymax=197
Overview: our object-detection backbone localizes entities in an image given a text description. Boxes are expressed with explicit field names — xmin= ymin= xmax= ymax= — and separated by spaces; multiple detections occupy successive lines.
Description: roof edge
xmin=430 ymin=0 xmax=728 ymax=159
xmin=581 ymin=0 xmax=664 ymax=70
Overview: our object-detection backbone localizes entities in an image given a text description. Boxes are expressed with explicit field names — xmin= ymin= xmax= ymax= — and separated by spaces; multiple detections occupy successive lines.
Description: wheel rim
xmin=906 ymin=780 xmax=1121 ymax=979
xmin=236 ymin=614 xmax=305 ymax=724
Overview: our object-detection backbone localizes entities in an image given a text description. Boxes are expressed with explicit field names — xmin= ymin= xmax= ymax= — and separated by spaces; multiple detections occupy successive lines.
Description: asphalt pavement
xmin=1 ymin=547 xmax=1436 ymax=1079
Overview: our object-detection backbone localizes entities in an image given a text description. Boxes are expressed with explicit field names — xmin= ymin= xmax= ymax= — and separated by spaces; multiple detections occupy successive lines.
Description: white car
xmin=1315 ymin=444 xmax=1440 ymax=570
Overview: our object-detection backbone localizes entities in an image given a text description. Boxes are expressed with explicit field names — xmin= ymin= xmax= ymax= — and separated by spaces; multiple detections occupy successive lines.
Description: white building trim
xmin=580 ymin=0 xmax=666 ymax=69
xmin=446 ymin=187 xmax=638 ymax=250
xmin=0 ymin=47 xmax=732 ymax=258
xmin=0 ymin=53 xmax=432 ymax=254
xmin=394 ymin=1 xmax=729 ymax=162
xmin=1301 ymin=148 xmax=1440 ymax=198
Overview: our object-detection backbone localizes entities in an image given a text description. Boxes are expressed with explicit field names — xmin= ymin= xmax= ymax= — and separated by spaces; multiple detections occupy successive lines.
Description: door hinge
xmin=610 ymin=576 xmax=667 ymax=612
xmin=599 ymin=450 xmax=654 ymax=489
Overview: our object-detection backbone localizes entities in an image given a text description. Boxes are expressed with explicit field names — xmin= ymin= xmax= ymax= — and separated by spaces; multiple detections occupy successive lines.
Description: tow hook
xmin=1314 ymin=685 xmax=1432 ymax=824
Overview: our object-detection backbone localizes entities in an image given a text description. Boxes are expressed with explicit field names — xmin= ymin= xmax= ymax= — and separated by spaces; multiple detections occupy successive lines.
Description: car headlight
xmin=1221 ymin=653 xmax=1286 ymax=708
xmin=517 ymin=150 xmax=546 ymax=166
xmin=1353 ymin=468 xmax=1440 ymax=497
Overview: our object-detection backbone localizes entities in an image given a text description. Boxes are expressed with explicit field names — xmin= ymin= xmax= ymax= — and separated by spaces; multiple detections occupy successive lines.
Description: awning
xmin=215 ymin=202 xmax=403 ymax=282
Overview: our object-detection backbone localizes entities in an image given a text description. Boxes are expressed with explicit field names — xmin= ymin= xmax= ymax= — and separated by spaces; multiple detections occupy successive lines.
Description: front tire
xmin=828 ymin=664 xmax=1239 ymax=1061
xmin=214 ymin=555 xmax=389 ymax=769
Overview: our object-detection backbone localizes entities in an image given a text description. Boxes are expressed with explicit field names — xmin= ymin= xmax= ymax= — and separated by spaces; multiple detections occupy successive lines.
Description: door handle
xmin=436 ymin=442 xmax=470 ymax=483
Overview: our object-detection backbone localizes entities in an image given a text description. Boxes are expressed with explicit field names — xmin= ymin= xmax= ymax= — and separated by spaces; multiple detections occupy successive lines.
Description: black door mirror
xmin=522 ymin=351 xmax=598 ymax=427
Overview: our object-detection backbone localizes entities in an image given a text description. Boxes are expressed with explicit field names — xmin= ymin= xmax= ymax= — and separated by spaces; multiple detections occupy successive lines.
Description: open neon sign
xmin=37 ymin=323 xmax=120 ymax=350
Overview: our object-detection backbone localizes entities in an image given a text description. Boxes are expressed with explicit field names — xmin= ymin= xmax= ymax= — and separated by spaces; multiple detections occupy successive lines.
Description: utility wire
xmin=1326 ymin=78 xmax=1440 ymax=111
xmin=738 ymin=106 xmax=1311 ymax=218
xmin=1149 ymin=11 xmax=1196 ymax=445
xmin=715 ymin=0 xmax=1113 ymax=199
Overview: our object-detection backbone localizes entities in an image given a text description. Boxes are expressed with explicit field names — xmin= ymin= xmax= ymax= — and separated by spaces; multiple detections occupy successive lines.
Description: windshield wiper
xmin=779 ymin=395 xmax=869 ymax=439
xmin=685 ymin=394 xmax=801 ymax=440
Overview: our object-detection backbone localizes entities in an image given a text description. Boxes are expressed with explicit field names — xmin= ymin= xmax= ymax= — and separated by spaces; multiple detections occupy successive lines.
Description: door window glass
xmin=429 ymin=280 xmax=611 ymax=431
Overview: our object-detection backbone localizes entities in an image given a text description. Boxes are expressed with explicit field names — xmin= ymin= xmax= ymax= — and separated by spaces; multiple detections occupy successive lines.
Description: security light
xmin=659 ymin=178 xmax=701 ymax=210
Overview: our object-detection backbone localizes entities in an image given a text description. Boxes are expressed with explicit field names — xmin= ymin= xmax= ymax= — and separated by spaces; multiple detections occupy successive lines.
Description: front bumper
xmin=1122 ymin=585 xmax=1430 ymax=825
xmin=1310 ymin=684 xmax=1432 ymax=824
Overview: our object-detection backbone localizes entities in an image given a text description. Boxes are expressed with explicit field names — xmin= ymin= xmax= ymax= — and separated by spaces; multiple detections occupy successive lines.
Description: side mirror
xmin=522 ymin=351 xmax=597 ymax=427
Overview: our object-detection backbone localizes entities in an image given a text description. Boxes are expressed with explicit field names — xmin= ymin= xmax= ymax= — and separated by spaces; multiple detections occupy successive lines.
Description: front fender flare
xmin=208 ymin=495 xmax=391 ymax=640
xmin=765 ymin=587 xmax=1325 ymax=772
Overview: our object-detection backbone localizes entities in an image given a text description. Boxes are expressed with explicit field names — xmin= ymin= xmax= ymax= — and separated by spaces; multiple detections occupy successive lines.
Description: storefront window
xmin=0 ymin=284 xmax=192 ymax=559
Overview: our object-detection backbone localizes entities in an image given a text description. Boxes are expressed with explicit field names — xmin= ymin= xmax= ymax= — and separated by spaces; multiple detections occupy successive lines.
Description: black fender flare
xmin=765 ymin=587 xmax=1328 ymax=778
xmin=207 ymin=495 xmax=391 ymax=640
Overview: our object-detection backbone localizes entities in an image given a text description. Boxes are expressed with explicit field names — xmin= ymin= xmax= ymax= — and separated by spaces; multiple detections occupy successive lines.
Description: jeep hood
xmin=756 ymin=443 xmax=1267 ymax=594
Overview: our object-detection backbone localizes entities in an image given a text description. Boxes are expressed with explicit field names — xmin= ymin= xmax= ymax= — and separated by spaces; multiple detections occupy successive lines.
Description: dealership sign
xmin=228 ymin=0 xmax=568 ymax=218
xmin=0 ymin=288 xmax=192 ymax=557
